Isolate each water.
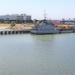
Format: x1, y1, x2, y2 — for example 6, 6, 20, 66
0, 33, 75, 75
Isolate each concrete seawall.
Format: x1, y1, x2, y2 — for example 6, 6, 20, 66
0, 29, 30, 35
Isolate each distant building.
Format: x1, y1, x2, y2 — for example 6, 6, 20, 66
0, 14, 31, 21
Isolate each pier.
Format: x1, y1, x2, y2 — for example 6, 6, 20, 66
0, 29, 30, 35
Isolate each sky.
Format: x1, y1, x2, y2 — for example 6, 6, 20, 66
0, 0, 75, 20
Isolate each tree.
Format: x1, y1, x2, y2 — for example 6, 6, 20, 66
0, 19, 5, 23
16, 18, 22, 23
10, 22, 15, 27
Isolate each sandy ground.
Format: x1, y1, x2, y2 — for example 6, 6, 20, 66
0, 24, 34, 30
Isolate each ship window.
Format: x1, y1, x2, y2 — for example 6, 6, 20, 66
45, 29, 47, 30
40, 29, 42, 30
33, 29, 38, 30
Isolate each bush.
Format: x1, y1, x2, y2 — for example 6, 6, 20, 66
10, 22, 15, 27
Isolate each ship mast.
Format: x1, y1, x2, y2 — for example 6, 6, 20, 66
44, 10, 46, 20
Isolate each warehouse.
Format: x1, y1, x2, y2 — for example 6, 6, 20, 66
0, 14, 31, 21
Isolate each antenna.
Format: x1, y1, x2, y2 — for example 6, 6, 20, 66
44, 10, 46, 20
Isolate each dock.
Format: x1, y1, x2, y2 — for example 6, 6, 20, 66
0, 28, 30, 35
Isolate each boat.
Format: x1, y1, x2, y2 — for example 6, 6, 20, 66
59, 29, 74, 33
30, 20, 59, 34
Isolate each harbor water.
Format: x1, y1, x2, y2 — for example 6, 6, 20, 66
0, 33, 75, 75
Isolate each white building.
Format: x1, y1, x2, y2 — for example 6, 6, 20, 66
0, 14, 31, 21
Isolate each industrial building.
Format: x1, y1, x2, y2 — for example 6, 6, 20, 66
0, 14, 31, 21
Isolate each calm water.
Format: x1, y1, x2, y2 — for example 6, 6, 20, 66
0, 33, 75, 75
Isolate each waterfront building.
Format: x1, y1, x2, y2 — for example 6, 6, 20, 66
0, 14, 31, 21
